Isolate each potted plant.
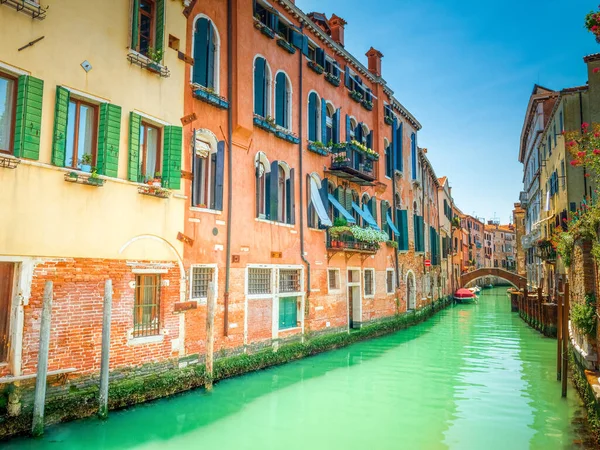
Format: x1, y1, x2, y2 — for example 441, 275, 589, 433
88, 168, 103, 186
146, 47, 164, 73
152, 172, 162, 187
80, 153, 93, 173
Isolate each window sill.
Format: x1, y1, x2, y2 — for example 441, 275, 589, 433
127, 51, 170, 78
128, 334, 164, 346
192, 84, 229, 109
364, 295, 375, 299
0, 154, 20, 169
279, 326, 301, 332
64, 171, 105, 187
255, 218, 294, 228
190, 206, 222, 215
138, 184, 171, 199
328, 289, 342, 295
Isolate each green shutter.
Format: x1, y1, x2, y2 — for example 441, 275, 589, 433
51, 86, 70, 167
97, 103, 122, 177
131, 0, 140, 49
397, 209, 409, 251
13, 75, 43, 160
155, 0, 165, 55
162, 125, 182, 189
128, 112, 141, 182
279, 297, 297, 329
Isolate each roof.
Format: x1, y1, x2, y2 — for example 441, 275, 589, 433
584, 52, 600, 63
518, 85, 558, 163
437, 176, 447, 186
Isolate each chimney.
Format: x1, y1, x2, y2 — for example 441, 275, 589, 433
366, 47, 383, 77
329, 14, 347, 47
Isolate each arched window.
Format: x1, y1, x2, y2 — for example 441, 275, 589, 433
384, 138, 392, 178
349, 117, 357, 141
192, 130, 224, 211
275, 72, 291, 130
254, 57, 271, 118
308, 92, 320, 142
361, 124, 369, 147
255, 152, 270, 218
325, 103, 335, 145
193, 17, 219, 91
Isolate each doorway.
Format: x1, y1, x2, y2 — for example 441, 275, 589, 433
0, 262, 15, 363
347, 269, 361, 329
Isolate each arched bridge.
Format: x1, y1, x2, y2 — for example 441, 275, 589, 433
460, 268, 526, 289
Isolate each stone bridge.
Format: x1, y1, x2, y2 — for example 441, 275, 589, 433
460, 268, 526, 289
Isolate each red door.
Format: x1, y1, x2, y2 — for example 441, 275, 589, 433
0, 263, 14, 363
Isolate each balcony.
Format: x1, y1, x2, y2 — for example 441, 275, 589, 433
326, 231, 379, 262
326, 143, 378, 186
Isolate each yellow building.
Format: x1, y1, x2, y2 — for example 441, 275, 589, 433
0, 1, 188, 380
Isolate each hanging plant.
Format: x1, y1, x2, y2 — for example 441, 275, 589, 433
571, 293, 597, 337
585, 7, 600, 43
556, 232, 574, 267
349, 226, 389, 244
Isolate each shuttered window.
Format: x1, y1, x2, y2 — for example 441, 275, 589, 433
396, 209, 409, 251
65, 99, 99, 170
131, 0, 164, 58
97, 103, 121, 178
162, 125, 182, 190
139, 122, 161, 182
275, 72, 290, 129
279, 297, 297, 330
133, 274, 161, 338
385, 144, 392, 177
193, 18, 216, 89
254, 57, 269, 117
192, 139, 224, 210
0, 263, 14, 363
13, 75, 43, 160
411, 132, 416, 179
0, 73, 17, 154
308, 92, 319, 142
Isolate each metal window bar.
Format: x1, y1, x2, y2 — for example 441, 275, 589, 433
387, 271, 394, 293
279, 269, 300, 293
328, 269, 339, 290
191, 267, 214, 299
364, 270, 373, 296
133, 275, 160, 338
248, 268, 272, 295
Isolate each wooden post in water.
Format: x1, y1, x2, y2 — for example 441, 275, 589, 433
562, 280, 569, 397
537, 285, 543, 330
205, 281, 216, 391
556, 276, 563, 381
523, 287, 528, 321
98, 279, 112, 419
31, 281, 53, 437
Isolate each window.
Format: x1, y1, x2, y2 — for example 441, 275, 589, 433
190, 266, 215, 300
192, 133, 224, 210
307, 92, 320, 142
137, 0, 155, 56
254, 1, 277, 30
411, 133, 417, 180
192, 17, 218, 91
0, 73, 16, 153
0, 262, 15, 362
559, 111, 564, 133
253, 57, 271, 118
279, 297, 297, 330
351, 189, 360, 224
553, 123, 557, 147
133, 274, 161, 338
324, 57, 340, 79
139, 122, 161, 182
65, 99, 98, 169
248, 268, 272, 295
325, 103, 334, 144
256, 157, 268, 218
275, 72, 291, 129
279, 269, 300, 293
384, 139, 392, 178
364, 269, 374, 297
547, 135, 552, 156
328, 268, 340, 292
276, 163, 292, 223
386, 269, 395, 294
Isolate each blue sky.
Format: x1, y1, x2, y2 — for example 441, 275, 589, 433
297, 0, 599, 224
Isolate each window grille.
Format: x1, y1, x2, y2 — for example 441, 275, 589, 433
328, 269, 340, 291
279, 269, 300, 293
386, 270, 394, 294
133, 274, 160, 338
248, 268, 272, 295
191, 266, 214, 299
364, 270, 374, 296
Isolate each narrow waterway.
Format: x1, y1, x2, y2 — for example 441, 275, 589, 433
8, 288, 593, 449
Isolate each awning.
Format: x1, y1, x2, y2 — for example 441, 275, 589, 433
328, 194, 356, 224
351, 202, 380, 230
386, 211, 400, 235
310, 178, 332, 227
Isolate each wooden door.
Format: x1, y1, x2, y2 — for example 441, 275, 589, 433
0, 263, 15, 362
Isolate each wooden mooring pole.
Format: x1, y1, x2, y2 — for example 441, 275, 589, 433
98, 279, 112, 419
205, 281, 216, 391
556, 276, 563, 381
537, 285, 543, 330
562, 280, 569, 397
31, 281, 53, 437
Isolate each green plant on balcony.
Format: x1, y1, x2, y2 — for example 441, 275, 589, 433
350, 226, 389, 244
384, 115, 394, 125
556, 232, 574, 267
350, 139, 378, 159
571, 293, 597, 337
536, 238, 556, 261
307, 60, 324, 74
349, 90, 363, 102
362, 99, 373, 110
585, 7, 600, 43
333, 154, 350, 164
386, 240, 398, 249
333, 217, 348, 227
324, 72, 341, 86
276, 35, 296, 54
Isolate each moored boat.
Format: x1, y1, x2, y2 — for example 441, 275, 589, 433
454, 288, 478, 304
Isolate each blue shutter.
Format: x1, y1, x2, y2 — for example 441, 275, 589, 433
396, 122, 403, 172
411, 133, 416, 180
333, 62, 340, 77
214, 141, 225, 211
316, 47, 325, 67
268, 161, 279, 220
287, 168, 295, 225
275, 73, 285, 127
397, 209, 409, 251
254, 58, 265, 116
193, 18, 209, 87
206, 20, 215, 89
344, 65, 351, 89
367, 130, 373, 150
308, 93, 317, 141
333, 108, 340, 144
356, 123, 363, 142
391, 117, 398, 174
368, 197, 377, 226
345, 114, 351, 142
291, 28, 308, 55
320, 178, 330, 222
270, 11, 279, 31
321, 98, 327, 143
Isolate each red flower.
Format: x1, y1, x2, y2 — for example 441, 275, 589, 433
583, 122, 590, 129
567, 140, 576, 147
578, 151, 586, 157
585, 173, 591, 177
594, 68, 600, 73
595, 132, 600, 137
594, 25, 599, 31
594, 149, 600, 155
571, 160, 580, 166
562, 218, 567, 222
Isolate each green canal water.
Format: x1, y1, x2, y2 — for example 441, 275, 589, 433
7, 287, 594, 449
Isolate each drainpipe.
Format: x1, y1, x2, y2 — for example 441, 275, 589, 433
298, 25, 311, 315
223, 0, 233, 336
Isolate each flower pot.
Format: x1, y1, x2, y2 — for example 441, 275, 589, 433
80, 164, 91, 173
147, 62, 162, 74
152, 181, 162, 187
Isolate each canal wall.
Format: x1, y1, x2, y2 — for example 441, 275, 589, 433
570, 349, 600, 444
0, 297, 452, 440
516, 291, 558, 338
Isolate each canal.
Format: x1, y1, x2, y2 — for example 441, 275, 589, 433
7, 287, 593, 449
